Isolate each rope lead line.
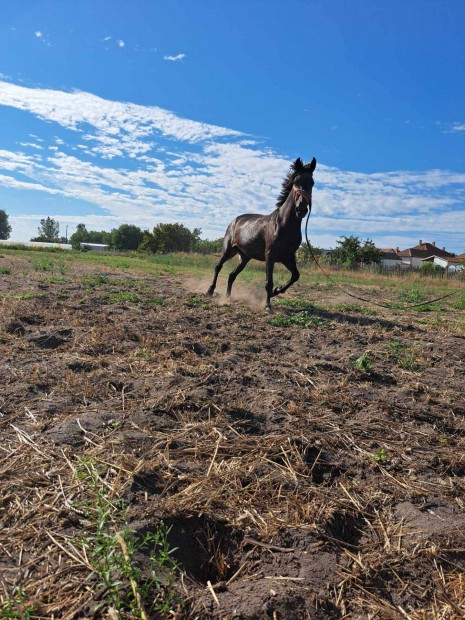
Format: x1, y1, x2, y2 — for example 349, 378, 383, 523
304, 210, 461, 310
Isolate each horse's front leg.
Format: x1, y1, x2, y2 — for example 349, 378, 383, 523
272, 255, 300, 297
265, 254, 275, 312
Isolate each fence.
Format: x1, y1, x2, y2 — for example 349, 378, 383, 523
300, 258, 465, 281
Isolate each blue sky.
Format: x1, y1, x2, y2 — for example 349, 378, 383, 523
0, 0, 464, 252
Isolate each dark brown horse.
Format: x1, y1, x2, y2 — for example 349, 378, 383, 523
207, 156, 316, 311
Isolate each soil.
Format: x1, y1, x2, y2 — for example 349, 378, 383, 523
1, 252, 464, 619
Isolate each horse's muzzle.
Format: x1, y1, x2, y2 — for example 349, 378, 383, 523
296, 197, 311, 218
294, 186, 312, 218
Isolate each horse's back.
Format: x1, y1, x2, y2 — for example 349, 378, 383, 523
226, 213, 271, 261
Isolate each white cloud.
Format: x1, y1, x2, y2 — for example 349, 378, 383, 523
34, 31, 50, 46
164, 53, 186, 62
103, 36, 112, 41
117, 39, 125, 48
451, 123, 465, 133
0, 81, 242, 152
0, 80, 464, 252
19, 141, 43, 150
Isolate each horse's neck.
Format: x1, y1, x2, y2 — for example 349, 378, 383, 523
277, 193, 297, 225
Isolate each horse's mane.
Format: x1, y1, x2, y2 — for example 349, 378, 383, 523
275, 157, 314, 207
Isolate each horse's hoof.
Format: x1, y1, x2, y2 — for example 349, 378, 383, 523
265, 305, 272, 313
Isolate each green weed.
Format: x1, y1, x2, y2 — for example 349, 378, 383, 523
0, 586, 34, 619
0, 267, 11, 274
136, 347, 158, 360
73, 457, 179, 618
353, 352, 373, 374
371, 448, 388, 463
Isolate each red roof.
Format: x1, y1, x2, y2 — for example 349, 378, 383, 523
448, 254, 465, 264
397, 242, 453, 258
380, 249, 402, 260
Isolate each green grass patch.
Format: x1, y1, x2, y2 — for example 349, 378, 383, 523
148, 296, 165, 306
276, 299, 318, 310
30, 257, 55, 271
102, 291, 141, 304
0, 247, 463, 318
0, 292, 37, 300
397, 288, 432, 304
81, 273, 110, 287
185, 294, 209, 308
385, 340, 420, 371
41, 276, 68, 285
0, 267, 11, 274
414, 303, 437, 312
269, 311, 329, 329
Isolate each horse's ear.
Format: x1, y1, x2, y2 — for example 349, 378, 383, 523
309, 157, 317, 172
291, 157, 304, 172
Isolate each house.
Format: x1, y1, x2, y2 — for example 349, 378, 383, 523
379, 248, 404, 268
422, 253, 465, 272
396, 240, 454, 268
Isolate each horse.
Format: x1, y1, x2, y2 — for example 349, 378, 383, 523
207, 156, 316, 311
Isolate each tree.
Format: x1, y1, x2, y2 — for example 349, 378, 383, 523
359, 238, 382, 265
297, 241, 323, 265
111, 224, 144, 251
31, 217, 60, 242
141, 223, 201, 253
332, 236, 381, 268
70, 224, 112, 250
193, 237, 224, 254
0, 209, 12, 240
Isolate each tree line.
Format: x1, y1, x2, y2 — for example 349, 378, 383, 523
25, 217, 224, 254
0, 209, 384, 267
70, 222, 224, 254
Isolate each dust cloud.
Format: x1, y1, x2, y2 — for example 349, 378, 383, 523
184, 276, 265, 310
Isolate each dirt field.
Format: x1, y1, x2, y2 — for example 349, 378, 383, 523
1, 251, 465, 619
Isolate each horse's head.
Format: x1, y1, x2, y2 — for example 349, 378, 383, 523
292, 157, 316, 218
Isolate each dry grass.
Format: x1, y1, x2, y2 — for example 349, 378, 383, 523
1, 250, 465, 618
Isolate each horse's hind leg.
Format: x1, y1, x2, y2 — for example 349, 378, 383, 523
207, 242, 237, 296
227, 251, 250, 297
